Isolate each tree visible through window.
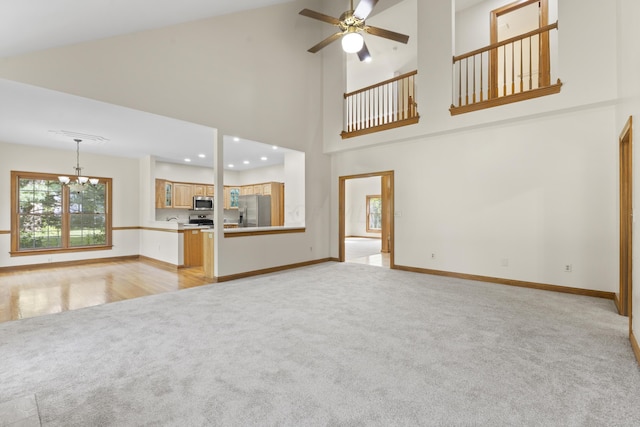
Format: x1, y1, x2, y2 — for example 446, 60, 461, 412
366, 195, 382, 233
12, 171, 111, 254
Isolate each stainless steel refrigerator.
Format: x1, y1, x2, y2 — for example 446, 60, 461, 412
238, 195, 271, 227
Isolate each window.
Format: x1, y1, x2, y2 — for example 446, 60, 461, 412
11, 171, 112, 255
366, 195, 382, 233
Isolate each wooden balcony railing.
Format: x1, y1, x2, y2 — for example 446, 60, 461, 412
341, 70, 419, 139
450, 22, 562, 115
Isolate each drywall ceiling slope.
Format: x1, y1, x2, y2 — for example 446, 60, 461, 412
0, 0, 294, 58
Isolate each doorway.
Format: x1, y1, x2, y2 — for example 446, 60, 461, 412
339, 171, 394, 268
490, 0, 550, 98
618, 116, 633, 322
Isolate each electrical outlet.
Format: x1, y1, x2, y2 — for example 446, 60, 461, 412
564, 264, 572, 272
431, 253, 436, 259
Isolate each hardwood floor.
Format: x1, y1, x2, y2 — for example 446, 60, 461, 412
345, 237, 390, 268
0, 260, 213, 324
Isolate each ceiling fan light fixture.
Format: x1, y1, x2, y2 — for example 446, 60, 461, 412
342, 32, 364, 53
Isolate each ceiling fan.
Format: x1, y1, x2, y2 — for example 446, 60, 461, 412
299, 0, 410, 62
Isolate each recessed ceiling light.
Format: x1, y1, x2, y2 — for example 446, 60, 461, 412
184, 158, 191, 162
233, 137, 240, 142
272, 146, 278, 150
261, 156, 268, 161
243, 160, 250, 164
228, 164, 234, 168
198, 154, 206, 158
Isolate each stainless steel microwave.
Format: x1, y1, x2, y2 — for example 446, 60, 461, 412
193, 196, 213, 211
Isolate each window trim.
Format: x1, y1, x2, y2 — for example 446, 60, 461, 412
10, 171, 113, 256
366, 194, 382, 233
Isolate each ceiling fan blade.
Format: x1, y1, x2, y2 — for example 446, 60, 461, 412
364, 25, 410, 44
357, 42, 372, 62
299, 9, 341, 26
307, 32, 343, 53
354, 0, 379, 20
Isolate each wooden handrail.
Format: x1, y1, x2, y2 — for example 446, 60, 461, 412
453, 22, 558, 62
344, 70, 418, 98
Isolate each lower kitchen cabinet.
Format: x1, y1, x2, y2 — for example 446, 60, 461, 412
203, 231, 214, 279
183, 229, 203, 267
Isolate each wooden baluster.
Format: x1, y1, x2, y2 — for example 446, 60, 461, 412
480, 54, 484, 102
352, 94, 355, 131
345, 95, 349, 133
458, 60, 462, 108
511, 42, 515, 95
502, 45, 507, 97
368, 90, 372, 128
347, 95, 350, 133
370, 88, 373, 127
529, 36, 532, 91
365, 91, 368, 129
356, 93, 359, 131
410, 75, 414, 117
376, 86, 380, 127
472, 56, 476, 104
465, 59, 469, 106
520, 39, 524, 93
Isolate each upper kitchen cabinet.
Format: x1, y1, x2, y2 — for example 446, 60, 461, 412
194, 185, 205, 196
224, 186, 240, 209
173, 183, 194, 209
155, 179, 173, 208
206, 185, 215, 197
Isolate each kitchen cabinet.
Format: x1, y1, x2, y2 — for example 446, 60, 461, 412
173, 183, 194, 209
206, 185, 215, 197
194, 185, 206, 196
155, 180, 173, 208
267, 182, 284, 226
253, 185, 264, 195
183, 229, 203, 267
203, 231, 214, 279
224, 186, 240, 209
241, 185, 253, 196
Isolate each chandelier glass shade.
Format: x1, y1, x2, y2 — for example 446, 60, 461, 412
341, 31, 364, 53
58, 139, 99, 190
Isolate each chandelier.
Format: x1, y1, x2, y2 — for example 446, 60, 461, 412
58, 139, 99, 191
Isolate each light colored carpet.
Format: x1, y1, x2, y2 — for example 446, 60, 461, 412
1, 262, 639, 426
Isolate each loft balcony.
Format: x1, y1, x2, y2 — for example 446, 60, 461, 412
341, 70, 419, 139
450, 22, 562, 115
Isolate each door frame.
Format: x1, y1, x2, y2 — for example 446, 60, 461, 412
339, 171, 394, 267
618, 116, 633, 324
489, 0, 550, 98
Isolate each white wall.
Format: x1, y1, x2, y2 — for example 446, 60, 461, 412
616, 0, 640, 344
345, 176, 382, 237
0, 0, 334, 275
323, 0, 617, 153
333, 105, 619, 292
228, 164, 285, 186
0, 0, 331, 276
284, 150, 306, 227
0, 141, 140, 267
155, 161, 215, 184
